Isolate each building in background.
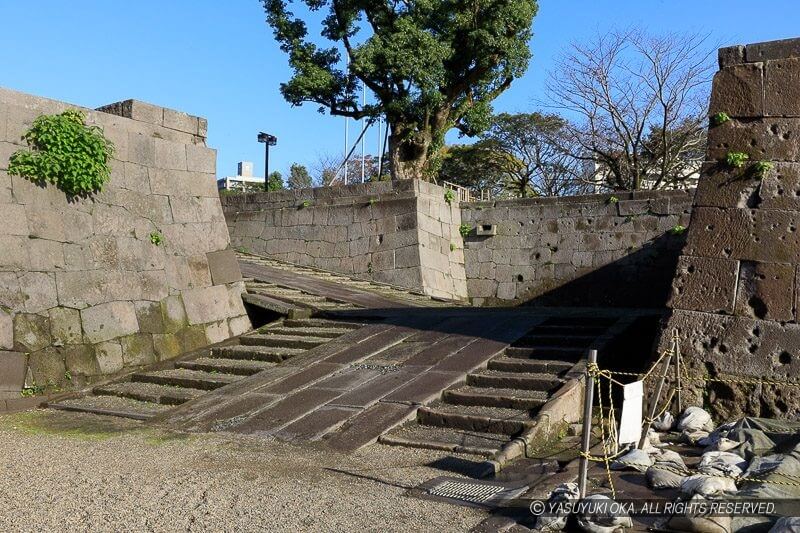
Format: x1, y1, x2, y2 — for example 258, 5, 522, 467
217, 161, 264, 191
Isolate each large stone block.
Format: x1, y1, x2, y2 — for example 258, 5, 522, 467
0, 351, 26, 393
734, 261, 795, 322
0, 309, 12, 350
97, 100, 164, 126
669, 256, 739, 314
709, 63, 764, 117
119, 333, 156, 366
134, 301, 165, 334
707, 118, 800, 162
95, 341, 124, 374
186, 144, 216, 174
27, 347, 66, 388
206, 249, 242, 285
28, 239, 65, 271
49, 307, 82, 345
154, 138, 187, 171
746, 38, 800, 63
718, 45, 745, 68
759, 162, 800, 210
163, 108, 199, 135
64, 344, 99, 378
182, 285, 231, 325
765, 57, 800, 117
13, 313, 50, 352
693, 163, 761, 209
18, 272, 57, 313
0, 203, 28, 236
81, 301, 139, 343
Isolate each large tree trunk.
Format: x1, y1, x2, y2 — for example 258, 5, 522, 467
388, 124, 431, 181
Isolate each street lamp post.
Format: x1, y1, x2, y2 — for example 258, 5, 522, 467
257, 132, 278, 190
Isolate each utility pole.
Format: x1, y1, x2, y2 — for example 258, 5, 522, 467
257, 132, 277, 189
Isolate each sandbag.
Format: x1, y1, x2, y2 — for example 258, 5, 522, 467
680, 475, 737, 497
653, 411, 675, 432
654, 495, 732, 533
610, 448, 652, 472
533, 482, 579, 532
739, 453, 800, 499
697, 451, 748, 478
646, 464, 686, 490
678, 407, 715, 433
682, 429, 711, 446
771, 517, 800, 532
575, 494, 632, 533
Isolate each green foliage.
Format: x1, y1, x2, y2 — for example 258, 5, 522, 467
263, 0, 538, 179
669, 224, 687, 235
711, 112, 730, 126
444, 188, 456, 205
8, 110, 114, 197
21, 382, 45, 397
149, 231, 164, 246
267, 171, 285, 191
438, 143, 507, 198
459, 223, 472, 238
368, 197, 377, 206
287, 163, 312, 189
726, 151, 750, 169
608, 195, 619, 204
299, 200, 312, 208
449, 242, 456, 252
752, 160, 774, 179
64, 370, 72, 382
367, 262, 374, 274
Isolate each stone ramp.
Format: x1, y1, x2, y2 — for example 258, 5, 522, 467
238, 252, 462, 309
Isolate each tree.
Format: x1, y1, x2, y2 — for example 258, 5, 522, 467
263, 0, 537, 180
546, 29, 714, 190
479, 112, 589, 197
267, 171, 285, 191
287, 163, 313, 189
438, 144, 507, 199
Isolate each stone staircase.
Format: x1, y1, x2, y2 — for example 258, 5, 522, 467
378, 317, 616, 457
243, 279, 358, 314
48, 318, 363, 420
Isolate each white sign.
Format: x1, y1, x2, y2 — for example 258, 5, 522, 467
618, 380, 644, 445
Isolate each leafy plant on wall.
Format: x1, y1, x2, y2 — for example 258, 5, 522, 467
8, 109, 114, 197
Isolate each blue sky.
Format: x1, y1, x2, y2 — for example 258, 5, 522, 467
1, 1, 799, 181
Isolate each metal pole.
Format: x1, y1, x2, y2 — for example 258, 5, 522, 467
674, 331, 682, 414
377, 117, 383, 181
578, 349, 598, 499
638, 350, 673, 449
264, 143, 270, 190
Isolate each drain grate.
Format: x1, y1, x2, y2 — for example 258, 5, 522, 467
428, 480, 507, 504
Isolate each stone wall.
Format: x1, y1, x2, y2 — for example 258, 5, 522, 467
222, 180, 467, 300
461, 190, 694, 307
657, 37, 800, 420
0, 87, 250, 393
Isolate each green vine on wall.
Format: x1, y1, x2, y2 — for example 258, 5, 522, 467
8, 109, 114, 197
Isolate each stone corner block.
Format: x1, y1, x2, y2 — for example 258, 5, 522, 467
0, 351, 26, 392
206, 249, 242, 285
745, 37, 800, 63
718, 45, 745, 68
97, 99, 164, 126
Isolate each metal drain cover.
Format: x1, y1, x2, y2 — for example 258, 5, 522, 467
412, 476, 529, 509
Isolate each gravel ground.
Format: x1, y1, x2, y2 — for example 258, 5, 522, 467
0, 410, 487, 532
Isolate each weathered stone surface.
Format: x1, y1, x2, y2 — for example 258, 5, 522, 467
205, 320, 230, 344
734, 261, 795, 322
746, 37, 800, 63
0, 351, 26, 392
228, 315, 251, 337
718, 45, 745, 68
709, 63, 764, 117
0, 309, 12, 350
759, 163, 800, 210
693, 162, 761, 209
707, 118, 800, 162
64, 344, 99, 378
764, 57, 800, 117
182, 285, 230, 325
163, 108, 198, 134
119, 333, 156, 366
134, 301, 164, 334
26, 347, 65, 387
49, 307, 82, 345
14, 313, 50, 352
153, 334, 182, 361
81, 301, 139, 344
95, 341, 124, 374
206, 249, 242, 285
669, 256, 739, 314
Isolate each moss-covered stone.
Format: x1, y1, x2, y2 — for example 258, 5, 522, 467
27, 347, 66, 389
135, 301, 165, 334
119, 333, 156, 367
153, 333, 182, 361
64, 344, 99, 382
14, 313, 51, 352
49, 307, 82, 345
177, 325, 207, 353
160, 295, 187, 334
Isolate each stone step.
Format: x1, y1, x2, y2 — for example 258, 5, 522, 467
239, 334, 329, 350
283, 318, 363, 330
540, 317, 617, 328
250, 289, 329, 303
93, 381, 205, 406
241, 293, 312, 318
443, 386, 549, 410
48, 395, 170, 420
211, 345, 306, 363
379, 424, 508, 457
505, 346, 584, 360
528, 325, 608, 336
487, 357, 574, 374
466, 370, 564, 391
417, 402, 534, 435
310, 301, 357, 310
258, 326, 344, 339
175, 357, 276, 376
131, 368, 242, 391
514, 335, 596, 348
